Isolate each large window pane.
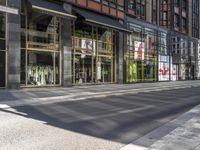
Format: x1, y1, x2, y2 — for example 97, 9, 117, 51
27, 11, 60, 51
20, 50, 26, 85
72, 22, 116, 84
0, 39, 5, 50
27, 51, 54, 86
126, 27, 157, 83
0, 51, 5, 87
20, 6, 61, 87
0, 0, 6, 6
0, 13, 6, 39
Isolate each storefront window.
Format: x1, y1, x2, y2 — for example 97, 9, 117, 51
144, 29, 157, 81
73, 23, 93, 84
158, 55, 170, 81
97, 28, 113, 83
126, 27, 157, 83
0, 14, 6, 39
21, 9, 61, 86
179, 64, 186, 80
171, 35, 193, 81
171, 63, 178, 81
159, 32, 167, 55
72, 22, 116, 84
0, 10, 6, 87
27, 51, 54, 85
158, 32, 170, 81
0, 0, 6, 5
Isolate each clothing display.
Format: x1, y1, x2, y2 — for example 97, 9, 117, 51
126, 62, 137, 83
28, 65, 57, 85
75, 65, 92, 84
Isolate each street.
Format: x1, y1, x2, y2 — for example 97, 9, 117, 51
0, 82, 200, 150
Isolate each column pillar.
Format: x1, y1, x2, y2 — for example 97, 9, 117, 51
61, 17, 72, 87
7, 0, 21, 89
116, 31, 125, 84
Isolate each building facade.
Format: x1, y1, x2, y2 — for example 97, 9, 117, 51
0, 0, 199, 88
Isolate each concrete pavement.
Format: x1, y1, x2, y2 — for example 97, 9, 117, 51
0, 81, 200, 150
120, 104, 200, 150
1, 80, 200, 108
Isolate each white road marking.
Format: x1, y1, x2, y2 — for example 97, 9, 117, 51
0, 104, 10, 109
120, 143, 157, 150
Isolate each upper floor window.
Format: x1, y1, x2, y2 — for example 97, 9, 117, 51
136, 3, 141, 16
174, 14, 180, 27
105, 0, 125, 8
128, 0, 145, 19
136, 3, 145, 17
182, 17, 187, 30
193, 0, 197, 5
128, 0, 135, 9
141, 4, 145, 16
174, 0, 179, 6
152, 9, 157, 24
118, 0, 124, 6
162, 12, 168, 26
182, 0, 186, 11
163, 0, 168, 4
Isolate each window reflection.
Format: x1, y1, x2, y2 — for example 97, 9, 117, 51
20, 9, 61, 86
72, 22, 116, 84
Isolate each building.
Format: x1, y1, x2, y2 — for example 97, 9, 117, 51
159, 0, 199, 80
0, 0, 199, 89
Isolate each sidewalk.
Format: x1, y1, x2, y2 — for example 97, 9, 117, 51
120, 104, 200, 150
0, 80, 200, 108
0, 80, 200, 150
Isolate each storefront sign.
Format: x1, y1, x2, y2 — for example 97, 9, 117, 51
158, 55, 170, 81
171, 64, 178, 81
81, 39, 96, 51
134, 41, 144, 61
0, 5, 18, 15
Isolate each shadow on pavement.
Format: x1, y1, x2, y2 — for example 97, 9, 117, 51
1, 86, 200, 145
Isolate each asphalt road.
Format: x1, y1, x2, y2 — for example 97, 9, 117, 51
1, 86, 200, 150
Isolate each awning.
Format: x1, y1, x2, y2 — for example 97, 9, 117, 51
29, 0, 76, 18
73, 8, 132, 33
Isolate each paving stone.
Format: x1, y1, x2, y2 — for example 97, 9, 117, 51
194, 144, 200, 150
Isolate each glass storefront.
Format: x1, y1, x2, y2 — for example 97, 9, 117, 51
171, 63, 178, 81
126, 27, 157, 83
158, 55, 170, 81
20, 7, 61, 87
179, 64, 186, 80
72, 22, 116, 85
171, 36, 197, 80
0, 0, 6, 87
158, 32, 170, 81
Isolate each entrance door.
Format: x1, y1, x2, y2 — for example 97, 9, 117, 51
75, 55, 93, 84
0, 51, 5, 87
